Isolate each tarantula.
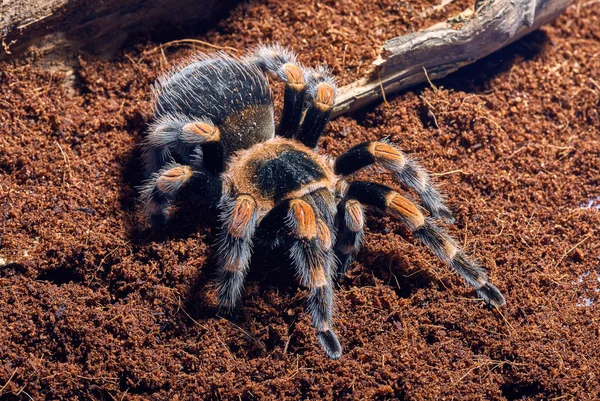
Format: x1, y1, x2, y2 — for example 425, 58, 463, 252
140, 44, 505, 359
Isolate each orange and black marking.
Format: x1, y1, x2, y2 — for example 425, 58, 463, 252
283, 64, 306, 91
314, 83, 335, 111
225, 138, 335, 208
343, 180, 505, 306
335, 141, 403, 176
229, 195, 257, 238
334, 141, 455, 223
385, 191, 425, 229
369, 142, 405, 166
344, 199, 364, 233
344, 181, 424, 229
335, 142, 376, 176
279, 64, 308, 139
183, 122, 221, 142
289, 199, 317, 239
296, 82, 336, 148
335, 198, 365, 269
315, 219, 332, 249
156, 165, 193, 195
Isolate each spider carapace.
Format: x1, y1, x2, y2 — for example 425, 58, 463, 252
140, 45, 505, 359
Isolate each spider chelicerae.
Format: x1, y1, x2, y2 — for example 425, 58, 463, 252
139, 44, 505, 359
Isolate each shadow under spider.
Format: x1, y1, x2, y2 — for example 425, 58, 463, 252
338, 207, 458, 301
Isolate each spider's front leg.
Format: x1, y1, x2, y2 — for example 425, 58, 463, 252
249, 44, 308, 139
286, 199, 342, 359
139, 162, 222, 229
215, 194, 260, 310
142, 113, 224, 175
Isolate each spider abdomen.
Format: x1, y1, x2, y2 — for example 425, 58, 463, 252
154, 55, 275, 157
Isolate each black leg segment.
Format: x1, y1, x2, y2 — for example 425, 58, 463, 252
296, 69, 336, 148
335, 140, 454, 222
248, 44, 309, 139
334, 142, 376, 176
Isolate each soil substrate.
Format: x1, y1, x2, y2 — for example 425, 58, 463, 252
1, 0, 599, 399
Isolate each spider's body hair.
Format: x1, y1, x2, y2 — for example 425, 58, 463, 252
139, 44, 505, 360
154, 53, 273, 130
145, 54, 275, 175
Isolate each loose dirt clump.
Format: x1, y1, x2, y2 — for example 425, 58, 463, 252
1, 0, 599, 400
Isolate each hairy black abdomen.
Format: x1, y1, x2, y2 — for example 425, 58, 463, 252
155, 56, 275, 154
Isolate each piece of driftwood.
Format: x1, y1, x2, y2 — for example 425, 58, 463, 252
332, 0, 572, 116
0, 0, 238, 61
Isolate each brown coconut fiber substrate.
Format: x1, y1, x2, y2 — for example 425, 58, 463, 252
1, 0, 599, 400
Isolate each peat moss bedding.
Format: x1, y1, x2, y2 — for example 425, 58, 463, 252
1, 0, 599, 399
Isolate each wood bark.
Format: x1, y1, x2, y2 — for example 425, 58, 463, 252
0, 0, 237, 60
332, 0, 572, 117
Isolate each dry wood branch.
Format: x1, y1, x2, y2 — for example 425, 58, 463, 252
333, 0, 572, 117
0, 0, 238, 60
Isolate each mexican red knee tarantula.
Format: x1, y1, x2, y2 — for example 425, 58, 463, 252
140, 44, 505, 359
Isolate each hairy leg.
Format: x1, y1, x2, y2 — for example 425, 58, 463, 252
296, 67, 336, 148
248, 44, 308, 139
286, 198, 342, 359
334, 140, 454, 222
248, 44, 337, 148
340, 180, 505, 306
142, 113, 223, 175
215, 194, 260, 310
334, 198, 365, 274
139, 162, 222, 229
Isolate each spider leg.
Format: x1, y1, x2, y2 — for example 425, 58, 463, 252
139, 162, 222, 229
341, 180, 505, 307
335, 198, 365, 274
286, 198, 341, 359
334, 140, 454, 223
296, 67, 336, 148
215, 194, 260, 310
249, 44, 308, 139
248, 45, 336, 148
142, 113, 224, 176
